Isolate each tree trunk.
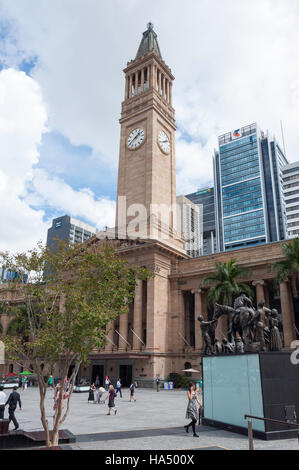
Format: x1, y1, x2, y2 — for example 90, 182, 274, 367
37, 375, 50, 448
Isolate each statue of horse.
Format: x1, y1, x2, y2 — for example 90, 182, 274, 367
213, 303, 255, 345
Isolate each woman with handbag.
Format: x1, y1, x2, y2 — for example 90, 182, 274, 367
184, 382, 202, 437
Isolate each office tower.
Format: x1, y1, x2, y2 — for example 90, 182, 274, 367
176, 196, 203, 257
0, 268, 28, 284
282, 162, 299, 238
185, 188, 216, 255
214, 123, 288, 252
46, 215, 97, 249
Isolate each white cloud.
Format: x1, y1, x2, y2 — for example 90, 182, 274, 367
0, 68, 115, 252
0, 68, 48, 251
28, 169, 116, 230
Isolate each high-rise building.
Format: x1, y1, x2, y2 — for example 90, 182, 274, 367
282, 162, 299, 238
46, 215, 97, 249
0, 268, 27, 284
214, 123, 288, 252
176, 196, 203, 257
185, 188, 216, 255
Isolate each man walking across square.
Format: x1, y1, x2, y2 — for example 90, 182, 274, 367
0, 386, 6, 419
5, 386, 22, 430
115, 378, 122, 398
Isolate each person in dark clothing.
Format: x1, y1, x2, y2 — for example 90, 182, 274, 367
5, 386, 22, 430
0, 386, 6, 419
156, 377, 160, 392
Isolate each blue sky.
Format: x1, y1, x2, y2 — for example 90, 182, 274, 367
0, 0, 299, 251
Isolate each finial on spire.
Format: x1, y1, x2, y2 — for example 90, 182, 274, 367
136, 23, 162, 59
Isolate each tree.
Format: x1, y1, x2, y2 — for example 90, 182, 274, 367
0, 240, 151, 447
271, 238, 299, 299
201, 259, 252, 308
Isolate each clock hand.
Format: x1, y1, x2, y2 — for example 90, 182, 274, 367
131, 131, 142, 144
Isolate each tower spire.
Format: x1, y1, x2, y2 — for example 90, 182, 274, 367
136, 22, 162, 59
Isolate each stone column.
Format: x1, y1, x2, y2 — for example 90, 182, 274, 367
118, 310, 129, 351
128, 74, 132, 98
153, 65, 157, 90
124, 76, 128, 100
166, 80, 169, 102
147, 65, 151, 88
105, 320, 115, 351
252, 280, 265, 305
132, 279, 143, 351
0, 313, 15, 336
280, 281, 296, 347
134, 71, 138, 96
141, 68, 144, 93
192, 289, 205, 351
162, 75, 166, 99
178, 290, 186, 350
158, 70, 162, 95
185, 293, 190, 345
169, 82, 173, 105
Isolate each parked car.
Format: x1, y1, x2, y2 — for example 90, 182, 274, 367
0, 376, 20, 389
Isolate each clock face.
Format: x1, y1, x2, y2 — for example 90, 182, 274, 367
158, 130, 170, 154
127, 128, 145, 149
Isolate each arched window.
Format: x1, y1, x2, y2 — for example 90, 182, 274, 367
9, 364, 14, 373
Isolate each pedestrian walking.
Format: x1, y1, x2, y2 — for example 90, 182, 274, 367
48, 375, 54, 389
0, 386, 6, 419
129, 382, 136, 402
21, 377, 27, 391
115, 378, 122, 398
105, 376, 110, 391
184, 382, 201, 438
88, 383, 96, 403
156, 376, 160, 392
105, 385, 117, 415
5, 386, 22, 431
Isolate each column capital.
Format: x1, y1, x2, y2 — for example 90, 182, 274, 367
252, 280, 265, 287
191, 288, 202, 295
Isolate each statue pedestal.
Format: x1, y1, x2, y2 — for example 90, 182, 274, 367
202, 352, 299, 440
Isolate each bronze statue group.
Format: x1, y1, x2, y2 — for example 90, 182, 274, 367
198, 293, 283, 356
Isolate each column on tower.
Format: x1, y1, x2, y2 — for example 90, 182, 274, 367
124, 76, 128, 100
128, 74, 132, 98
152, 64, 156, 90
134, 71, 138, 96
166, 79, 169, 102
147, 64, 153, 88
169, 81, 172, 105
162, 75, 166, 100
141, 68, 144, 92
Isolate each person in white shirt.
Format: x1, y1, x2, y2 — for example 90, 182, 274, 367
115, 378, 122, 398
0, 386, 6, 419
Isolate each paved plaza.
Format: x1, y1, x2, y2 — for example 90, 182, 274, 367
2, 387, 299, 450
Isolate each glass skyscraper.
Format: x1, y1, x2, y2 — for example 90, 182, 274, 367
214, 123, 288, 252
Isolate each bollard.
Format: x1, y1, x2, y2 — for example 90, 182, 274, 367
248, 420, 254, 450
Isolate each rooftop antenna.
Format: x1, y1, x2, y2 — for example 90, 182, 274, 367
280, 120, 287, 157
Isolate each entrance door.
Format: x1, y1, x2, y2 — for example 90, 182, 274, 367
119, 365, 132, 387
91, 365, 104, 386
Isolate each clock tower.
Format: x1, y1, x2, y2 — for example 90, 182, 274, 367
116, 23, 184, 251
